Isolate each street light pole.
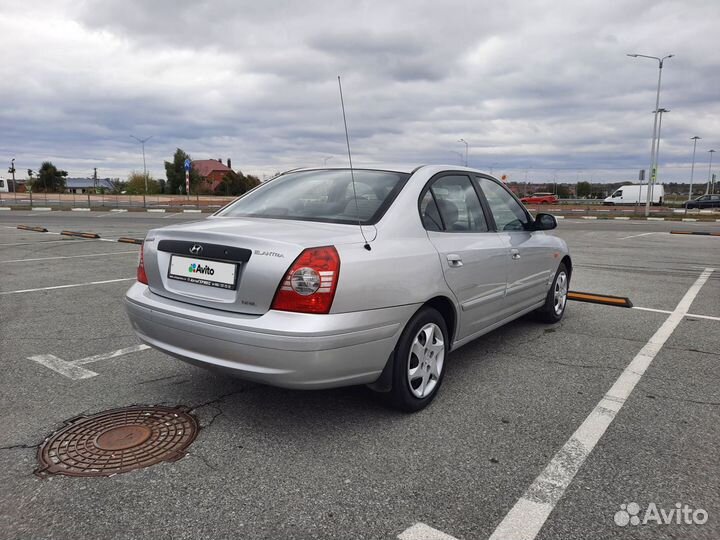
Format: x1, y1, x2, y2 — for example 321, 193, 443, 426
651, 108, 669, 205
130, 135, 153, 192
458, 138, 468, 166
687, 136, 701, 207
627, 53, 673, 216
706, 149, 716, 195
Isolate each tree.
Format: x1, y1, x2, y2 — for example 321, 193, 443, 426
576, 181, 591, 198
164, 148, 201, 194
556, 184, 571, 198
31, 161, 68, 192
126, 171, 160, 194
216, 170, 261, 196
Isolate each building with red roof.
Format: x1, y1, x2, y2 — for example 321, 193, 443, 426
192, 159, 233, 192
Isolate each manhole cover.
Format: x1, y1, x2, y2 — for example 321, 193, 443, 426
36, 405, 198, 477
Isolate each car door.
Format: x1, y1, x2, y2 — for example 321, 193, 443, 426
476, 176, 556, 312
420, 174, 510, 340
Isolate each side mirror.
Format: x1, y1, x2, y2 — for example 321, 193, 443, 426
534, 213, 557, 230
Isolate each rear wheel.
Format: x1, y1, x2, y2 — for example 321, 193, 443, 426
534, 263, 569, 323
389, 307, 448, 412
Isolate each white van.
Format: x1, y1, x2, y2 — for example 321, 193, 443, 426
604, 184, 664, 205
0, 177, 8, 193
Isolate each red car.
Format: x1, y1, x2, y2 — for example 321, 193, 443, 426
520, 192, 558, 205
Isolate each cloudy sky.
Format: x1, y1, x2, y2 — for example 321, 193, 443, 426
1, 0, 719, 184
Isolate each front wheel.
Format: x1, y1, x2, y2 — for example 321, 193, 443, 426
534, 263, 569, 323
389, 307, 448, 412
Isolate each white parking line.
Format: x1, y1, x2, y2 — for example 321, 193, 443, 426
0, 277, 135, 295
28, 344, 150, 380
685, 313, 720, 322
632, 306, 719, 321
488, 267, 715, 540
618, 232, 660, 240
0, 238, 90, 247
0, 250, 136, 264
398, 523, 458, 540
632, 306, 672, 315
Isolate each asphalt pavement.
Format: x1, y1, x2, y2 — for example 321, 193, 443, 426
0, 211, 718, 539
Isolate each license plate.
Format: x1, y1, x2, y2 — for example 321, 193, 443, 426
168, 255, 238, 290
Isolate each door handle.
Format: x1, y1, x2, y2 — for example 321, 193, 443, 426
510, 249, 521, 260
447, 254, 463, 267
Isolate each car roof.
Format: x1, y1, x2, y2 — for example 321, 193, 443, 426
287, 164, 496, 176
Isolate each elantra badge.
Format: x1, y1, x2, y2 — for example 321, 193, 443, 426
189, 244, 203, 255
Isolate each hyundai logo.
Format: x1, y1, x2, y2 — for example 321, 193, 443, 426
189, 244, 203, 255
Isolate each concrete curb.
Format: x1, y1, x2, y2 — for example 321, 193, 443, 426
71, 208, 91, 212
61, 230, 101, 239
671, 230, 720, 236
17, 225, 48, 232
31, 207, 52, 211
110, 209, 128, 213
614, 217, 631, 220
682, 218, 698, 222
647, 217, 665, 221
0, 207, 11, 211
146, 209, 165, 213
183, 209, 202, 213
117, 237, 144, 245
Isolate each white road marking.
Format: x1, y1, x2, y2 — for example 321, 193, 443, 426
631, 306, 719, 321
632, 306, 672, 314
1, 277, 135, 295
28, 344, 150, 380
686, 313, 720, 322
398, 523, 459, 540
488, 268, 715, 540
0, 250, 136, 264
0, 238, 85, 246
618, 232, 660, 240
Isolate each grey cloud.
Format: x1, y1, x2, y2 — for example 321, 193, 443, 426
1, 0, 719, 181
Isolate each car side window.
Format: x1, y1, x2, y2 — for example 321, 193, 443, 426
420, 191, 443, 231
477, 177, 529, 232
422, 175, 488, 232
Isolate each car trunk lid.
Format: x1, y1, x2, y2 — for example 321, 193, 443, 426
141, 217, 373, 315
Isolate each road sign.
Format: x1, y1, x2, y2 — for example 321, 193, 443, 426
184, 159, 191, 172
638, 169, 645, 181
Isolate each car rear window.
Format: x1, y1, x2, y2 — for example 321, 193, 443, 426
217, 169, 409, 225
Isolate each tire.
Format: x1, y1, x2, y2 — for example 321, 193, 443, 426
389, 307, 449, 412
534, 263, 569, 323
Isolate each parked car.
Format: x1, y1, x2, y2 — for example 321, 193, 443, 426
125, 166, 571, 411
520, 192, 558, 205
603, 184, 664, 205
685, 194, 720, 209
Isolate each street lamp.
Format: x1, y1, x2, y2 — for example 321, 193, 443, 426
706, 149, 716, 195
627, 53, 673, 215
130, 134, 153, 193
323, 156, 333, 166
458, 138, 468, 166
651, 108, 669, 204
687, 136, 701, 206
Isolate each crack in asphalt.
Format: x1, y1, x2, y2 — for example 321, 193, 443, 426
187, 451, 219, 472
0, 441, 41, 452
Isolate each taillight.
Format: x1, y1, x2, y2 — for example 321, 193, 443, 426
137, 244, 148, 285
271, 246, 340, 314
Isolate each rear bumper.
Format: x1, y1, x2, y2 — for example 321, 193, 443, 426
124, 283, 418, 389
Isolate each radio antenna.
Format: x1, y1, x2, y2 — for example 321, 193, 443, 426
338, 75, 371, 251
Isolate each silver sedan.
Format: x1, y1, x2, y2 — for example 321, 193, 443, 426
125, 165, 571, 411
